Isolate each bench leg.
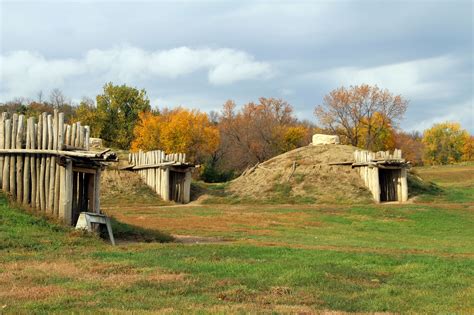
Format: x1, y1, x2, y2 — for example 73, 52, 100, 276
105, 218, 115, 246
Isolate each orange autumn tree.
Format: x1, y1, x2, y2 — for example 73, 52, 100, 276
131, 107, 219, 163
394, 131, 424, 165
218, 98, 311, 171
315, 84, 408, 150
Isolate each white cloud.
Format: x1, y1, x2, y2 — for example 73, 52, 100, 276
0, 46, 273, 100
301, 55, 464, 100
404, 98, 474, 132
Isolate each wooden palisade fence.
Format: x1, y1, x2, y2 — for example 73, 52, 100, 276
127, 150, 194, 203
353, 149, 409, 203
0, 111, 115, 225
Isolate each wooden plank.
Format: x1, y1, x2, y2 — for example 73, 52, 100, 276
71, 123, 77, 148
84, 126, 90, 151
132, 161, 180, 170
327, 161, 353, 165
58, 113, 64, 150
162, 167, 170, 201
78, 172, 85, 214
183, 171, 192, 203
72, 171, 78, 224
94, 168, 101, 213
65, 124, 71, 146
79, 125, 84, 148
87, 173, 95, 212
72, 166, 97, 174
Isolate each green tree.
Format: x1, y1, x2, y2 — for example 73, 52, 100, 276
72, 97, 104, 137
96, 82, 151, 149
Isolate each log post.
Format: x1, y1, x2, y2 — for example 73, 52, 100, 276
400, 168, 408, 202
10, 114, 18, 197
0, 113, 6, 188
39, 113, 47, 211
2, 119, 11, 192
29, 118, 37, 209
23, 118, 32, 206
183, 170, 192, 203
45, 115, 52, 211
16, 115, 25, 204
59, 158, 73, 225
162, 167, 170, 201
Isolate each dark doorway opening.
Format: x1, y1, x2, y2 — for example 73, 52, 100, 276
379, 169, 400, 202
169, 171, 186, 203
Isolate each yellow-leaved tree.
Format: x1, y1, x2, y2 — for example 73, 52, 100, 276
422, 122, 470, 165
357, 112, 396, 152
131, 107, 219, 163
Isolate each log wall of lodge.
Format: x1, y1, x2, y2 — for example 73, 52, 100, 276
128, 150, 193, 204
353, 149, 409, 203
0, 111, 108, 225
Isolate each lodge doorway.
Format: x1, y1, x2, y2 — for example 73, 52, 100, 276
169, 170, 186, 203
379, 169, 401, 202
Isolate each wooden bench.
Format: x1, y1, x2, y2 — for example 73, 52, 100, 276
75, 212, 115, 245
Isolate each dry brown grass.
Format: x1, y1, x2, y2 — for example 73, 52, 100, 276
0, 258, 187, 302
104, 203, 314, 237
415, 165, 474, 185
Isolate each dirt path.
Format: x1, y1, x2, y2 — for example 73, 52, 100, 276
173, 234, 231, 244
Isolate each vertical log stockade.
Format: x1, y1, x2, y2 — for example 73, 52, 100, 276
0, 111, 116, 225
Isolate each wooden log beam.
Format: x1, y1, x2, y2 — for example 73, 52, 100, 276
0, 148, 113, 159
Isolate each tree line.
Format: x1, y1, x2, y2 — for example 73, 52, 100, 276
2, 83, 472, 182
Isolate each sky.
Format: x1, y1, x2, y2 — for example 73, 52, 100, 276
0, 0, 472, 132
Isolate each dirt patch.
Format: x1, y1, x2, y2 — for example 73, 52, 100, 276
173, 234, 230, 244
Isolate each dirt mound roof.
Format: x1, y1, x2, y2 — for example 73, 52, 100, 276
228, 144, 373, 204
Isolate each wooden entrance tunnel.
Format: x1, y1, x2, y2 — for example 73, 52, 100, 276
0, 111, 116, 225
126, 150, 194, 203
353, 149, 409, 203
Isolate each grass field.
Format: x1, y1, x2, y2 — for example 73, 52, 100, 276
1, 165, 473, 313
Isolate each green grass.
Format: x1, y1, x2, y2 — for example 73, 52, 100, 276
1, 164, 473, 313
411, 165, 474, 203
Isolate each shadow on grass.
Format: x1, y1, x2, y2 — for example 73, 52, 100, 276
408, 172, 443, 200
106, 217, 174, 243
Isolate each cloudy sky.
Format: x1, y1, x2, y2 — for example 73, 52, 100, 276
0, 0, 472, 132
